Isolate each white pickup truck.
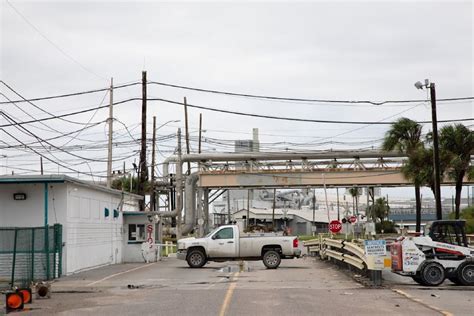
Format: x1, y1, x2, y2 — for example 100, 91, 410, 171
177, 225, 301, 269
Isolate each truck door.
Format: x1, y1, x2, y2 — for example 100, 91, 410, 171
208, 227, 237, 258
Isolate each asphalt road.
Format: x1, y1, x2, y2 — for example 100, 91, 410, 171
2, 257, 472, 315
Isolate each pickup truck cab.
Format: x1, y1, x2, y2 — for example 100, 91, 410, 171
177, 225, 301, 269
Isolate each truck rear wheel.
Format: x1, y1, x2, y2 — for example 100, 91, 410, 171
186, 249, 207, 268
263, 250, 281, 269
420, 261, 445, 286
457, 262, 474, 286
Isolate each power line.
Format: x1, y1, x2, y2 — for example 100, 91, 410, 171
148, 97, 474, 125
5, 0, 106, 81
149, 81, 474, 106
0, 126, 104, 178
0, 111, 113, 163
0, 82, 140, 105
0, 97, 139, 128
0, 81, 107, 126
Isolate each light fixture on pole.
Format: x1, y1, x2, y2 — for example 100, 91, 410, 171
414, 79, 442, 220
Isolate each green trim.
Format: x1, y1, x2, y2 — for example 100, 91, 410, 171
31, 229, 35, 281
11, 229, 18, 286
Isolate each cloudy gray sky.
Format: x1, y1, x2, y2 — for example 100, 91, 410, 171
0, 0, 473, 198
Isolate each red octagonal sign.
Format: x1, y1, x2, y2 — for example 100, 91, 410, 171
328, 220, 342, 233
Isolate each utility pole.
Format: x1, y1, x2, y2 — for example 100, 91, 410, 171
336, 187, 340, 221
138, 71, 147, 211
176, 128, 183, 240
227, 190, 231, 224
198, 113, 202, 154
312, 188, 316, 236
272, 188, 276, 231
150, 116, 156, 212
106, 78, 114, 188
247, 189, 250, 230
429, 83, 443, 220
40, 156, 43, 175
184, 97, 191, 175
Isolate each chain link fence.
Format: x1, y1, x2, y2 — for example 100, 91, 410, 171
0, 224, 62, 290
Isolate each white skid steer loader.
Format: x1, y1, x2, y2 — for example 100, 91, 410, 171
391, 220, 474, 286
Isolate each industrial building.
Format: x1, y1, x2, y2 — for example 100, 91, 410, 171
0, 175, 143, 278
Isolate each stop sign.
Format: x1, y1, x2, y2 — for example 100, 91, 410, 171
349, 216, 357, 224
328, 220, 342, 233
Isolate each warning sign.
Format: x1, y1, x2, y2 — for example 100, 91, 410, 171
364, 240, 386, 256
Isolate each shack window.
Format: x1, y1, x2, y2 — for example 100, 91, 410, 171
129, 224, 145, 241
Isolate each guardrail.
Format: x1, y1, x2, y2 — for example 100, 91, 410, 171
303, 236, 384, 285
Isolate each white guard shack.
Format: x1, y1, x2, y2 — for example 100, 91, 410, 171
0, 175, 143, 275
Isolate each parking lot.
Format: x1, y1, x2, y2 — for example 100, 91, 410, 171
3, 256, 473, 315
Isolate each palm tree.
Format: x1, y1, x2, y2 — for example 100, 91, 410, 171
439, 124, 474, 218
348, 187, 360, 215
382, 118, 423, 232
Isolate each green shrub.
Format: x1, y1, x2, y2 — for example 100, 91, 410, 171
375, 221, 397, 234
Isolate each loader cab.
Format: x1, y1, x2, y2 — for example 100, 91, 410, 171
426, 220, 468, 247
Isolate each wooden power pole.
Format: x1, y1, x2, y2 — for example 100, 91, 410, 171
138, 71, 148, 211
106, 78, 114, 188
198, 113, 202, 154
183, 97, 191, 174
150, 116, 156, 212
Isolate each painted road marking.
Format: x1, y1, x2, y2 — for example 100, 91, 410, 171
219, 272, 240, 316
206, 276, 230, 290
392, 289, 453, 316
87, 263, 156, 286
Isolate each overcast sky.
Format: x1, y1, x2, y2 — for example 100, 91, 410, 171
0, 0, 472, 198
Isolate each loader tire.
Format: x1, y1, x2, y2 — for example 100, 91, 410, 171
456, 261, 474, 286
411, 275, 427, 286
420, 261, 445, 286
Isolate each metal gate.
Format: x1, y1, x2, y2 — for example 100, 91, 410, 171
0, 224, 62, 290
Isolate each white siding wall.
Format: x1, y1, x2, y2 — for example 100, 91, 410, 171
0, 183, 68, 227
65, 183, 124, 274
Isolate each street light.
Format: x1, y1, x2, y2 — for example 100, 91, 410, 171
414, 79, 442, 220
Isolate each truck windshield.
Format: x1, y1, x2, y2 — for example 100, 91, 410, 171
204, 227, 219, 238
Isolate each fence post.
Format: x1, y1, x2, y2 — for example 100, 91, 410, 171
45, 226, 50, 280
31, 228, 35, 281
11, 228, 18, 287
369, 270, 382, 286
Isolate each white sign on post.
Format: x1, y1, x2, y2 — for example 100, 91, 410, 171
364, 240, 389, 270
364, 240, 386, 256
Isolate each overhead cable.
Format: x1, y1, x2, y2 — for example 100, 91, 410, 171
149, 81, 474, 106
148, 98, 474, 125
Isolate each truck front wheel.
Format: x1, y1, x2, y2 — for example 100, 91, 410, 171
263, 250, 281, 269
187, 249, 207, 268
